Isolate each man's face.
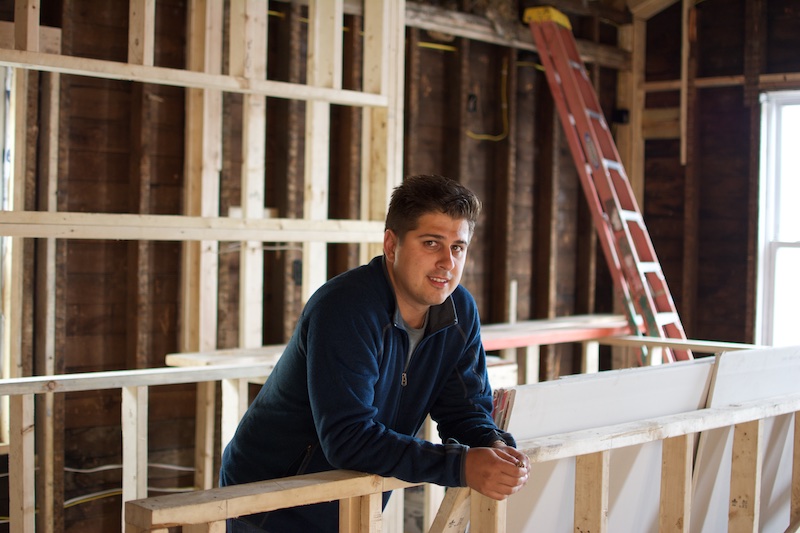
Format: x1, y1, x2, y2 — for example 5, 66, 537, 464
384, 211, 471, 328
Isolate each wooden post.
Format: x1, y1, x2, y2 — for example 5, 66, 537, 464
729, 420, 763, 533
574, 451, 609, 533
470, 491, 505, 533
302, 0, 343, 300
792, 411, 800, 529
659, 433, 693, 532
229, 0, 267, 349
183, 0, 223, 490
122, 386, 149, 529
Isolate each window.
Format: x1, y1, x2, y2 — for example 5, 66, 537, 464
757, 91, 800, 346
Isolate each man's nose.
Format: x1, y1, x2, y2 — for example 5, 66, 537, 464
437, 249, 455, 270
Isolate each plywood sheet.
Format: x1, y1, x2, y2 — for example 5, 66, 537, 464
502, 357, 715, 533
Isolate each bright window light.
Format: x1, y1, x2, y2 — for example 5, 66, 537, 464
758, 92, 800, 346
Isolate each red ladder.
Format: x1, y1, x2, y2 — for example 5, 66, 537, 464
524, 7, 692, 363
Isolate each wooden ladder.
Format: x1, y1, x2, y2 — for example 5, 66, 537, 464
524, 7, 692, 363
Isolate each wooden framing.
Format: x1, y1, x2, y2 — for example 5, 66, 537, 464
0, 3, 404, 531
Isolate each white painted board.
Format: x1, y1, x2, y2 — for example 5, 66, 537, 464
502, 357, 716, 533
691, 345, 800, 533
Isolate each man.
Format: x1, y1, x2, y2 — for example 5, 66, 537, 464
220, 174, 529, 532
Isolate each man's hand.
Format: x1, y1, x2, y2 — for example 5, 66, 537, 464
464, 443, 530, 500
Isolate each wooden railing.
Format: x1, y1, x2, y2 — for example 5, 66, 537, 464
122, 387, 800, 532
121, 338, 800, 533
0, 364, 274, 533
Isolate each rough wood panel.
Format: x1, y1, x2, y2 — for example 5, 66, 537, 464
329, 13, 363, 276
645, 3, 681, 82
694, 87, 751, 343
402, 36, 459, 176
644, 138, 685, 314
264, 3, 306, 341
511, 53, 537, 323
766, 0, 800, 74
695, 1, 745, 78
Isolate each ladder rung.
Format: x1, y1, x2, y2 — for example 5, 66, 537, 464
655, 312, 679, 327
619, 209, 643, 223
638, 261, 661, 274
587, 109, 604, 122
603, 158, 623, 172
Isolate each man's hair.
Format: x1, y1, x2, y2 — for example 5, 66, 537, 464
385, 174, 482, 240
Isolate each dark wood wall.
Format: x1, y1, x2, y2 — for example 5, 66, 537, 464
1, 0, 799, 531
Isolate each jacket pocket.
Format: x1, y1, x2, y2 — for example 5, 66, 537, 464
285, 442, 317, 477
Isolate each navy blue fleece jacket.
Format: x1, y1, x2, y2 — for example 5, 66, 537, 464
219, 255, 514, 531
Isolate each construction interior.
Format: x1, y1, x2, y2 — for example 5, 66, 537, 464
0, 0, 799, 532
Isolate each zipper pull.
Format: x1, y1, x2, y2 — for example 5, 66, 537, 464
401, 372, 408, 386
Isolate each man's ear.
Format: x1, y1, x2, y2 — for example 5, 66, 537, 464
383, 229, 397, 261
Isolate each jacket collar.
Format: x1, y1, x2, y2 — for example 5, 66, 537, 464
379, 255, 458, 336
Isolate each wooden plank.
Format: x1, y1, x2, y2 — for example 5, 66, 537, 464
302, 0, 343, 301
599, 335, 759, 354
359, 0, 399, 263
0, 210, 385, 242
9, 395, 35, 533
122, 386, 149, 528
659, 434, 693, 533
794, 411, 800, 529
0, 364, 275, 396
470, 492, 505, 533
230, 0, 267, 348
574, 451, 609, 533
183, 0, 223, 491
0, 48, 388, 107
128, 0, 155, 66
404, 1, 629, 70
728, 420, 762, 533
642, 107, 680, 140
6, 27, 34, 529
124, 470, 410, 529
627, 0, 678, 19
428, 487, 470, 532
34, 64, 60, 533
680, 0, 699, 336
14, 0, 39, 52
480, 314, 630, 351
679, 0, 695, 165
0, 20, 60, 53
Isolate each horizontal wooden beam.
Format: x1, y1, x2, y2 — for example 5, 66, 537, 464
405, 2, 629, 70
0, 21, 61, 53
627, 0, 678, 20
0, 48, 387, 107
125, 470, 415, 529
518, 391, 800, 464
644, 72, 800, 92
0, 211, 384, 243
0, 364, 275, 396
599, 335, 761, 353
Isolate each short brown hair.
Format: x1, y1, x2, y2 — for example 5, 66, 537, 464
384, 175, 482, 241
